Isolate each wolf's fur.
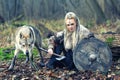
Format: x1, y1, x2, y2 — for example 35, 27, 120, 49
8, 25, 44, 70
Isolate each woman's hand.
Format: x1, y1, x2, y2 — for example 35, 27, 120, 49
48, 48, 54, 55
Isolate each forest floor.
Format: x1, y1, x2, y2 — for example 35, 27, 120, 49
0, 50, 120, 80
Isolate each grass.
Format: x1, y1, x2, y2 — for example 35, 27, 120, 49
105, 37, 116, 47
40, 19, 64, 32
0, 47, 40, 61
0, 48, 13, 60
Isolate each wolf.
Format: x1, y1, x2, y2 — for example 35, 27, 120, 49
8, 25, 44, 70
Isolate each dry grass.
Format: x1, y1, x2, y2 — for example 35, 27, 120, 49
1, 19, 120, 48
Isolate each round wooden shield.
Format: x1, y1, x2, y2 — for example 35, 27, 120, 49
73, 37, 112, 73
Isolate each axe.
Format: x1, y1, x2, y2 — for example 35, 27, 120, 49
39, 47, 66, 61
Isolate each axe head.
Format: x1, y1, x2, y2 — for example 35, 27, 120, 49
56, 56, 66, 61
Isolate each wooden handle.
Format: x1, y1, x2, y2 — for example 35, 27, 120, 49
39, 47, 62, 57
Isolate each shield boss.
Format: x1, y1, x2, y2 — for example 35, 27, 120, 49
73, 37, 112, 72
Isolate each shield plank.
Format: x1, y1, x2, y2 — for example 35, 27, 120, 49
73, 37, 112, 73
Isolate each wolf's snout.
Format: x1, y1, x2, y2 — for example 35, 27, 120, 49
26, 50, 29, 55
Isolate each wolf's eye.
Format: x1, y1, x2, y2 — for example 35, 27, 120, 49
22, 44, 25, 47
28, 44, 31, 47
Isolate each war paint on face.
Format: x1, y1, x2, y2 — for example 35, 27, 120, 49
66, 19, 76, 32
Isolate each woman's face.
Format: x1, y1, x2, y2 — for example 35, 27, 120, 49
65, 18, 76, 32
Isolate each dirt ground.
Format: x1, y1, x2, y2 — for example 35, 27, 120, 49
0, 56, 120, 80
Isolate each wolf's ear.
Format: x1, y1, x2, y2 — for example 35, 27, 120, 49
29, 32, 34, 39
29, 32, 32, 38
31, 41, 34, 44
20, 33, 23, 39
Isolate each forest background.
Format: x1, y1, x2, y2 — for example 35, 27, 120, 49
0, 0, 120, 79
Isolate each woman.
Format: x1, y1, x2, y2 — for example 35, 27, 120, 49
46, 12, 92, 70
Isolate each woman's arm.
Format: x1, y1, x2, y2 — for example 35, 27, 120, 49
47, 31, 64, 54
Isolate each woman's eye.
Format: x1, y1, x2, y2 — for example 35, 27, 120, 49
66, 23, 75, 26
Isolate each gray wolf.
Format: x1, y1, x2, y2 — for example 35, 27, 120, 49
8, 25, 44, 70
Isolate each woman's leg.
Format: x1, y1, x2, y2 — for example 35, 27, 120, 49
64, 50, 75, 70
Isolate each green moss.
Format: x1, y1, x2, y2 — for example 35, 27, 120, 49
105, 37, 116, 47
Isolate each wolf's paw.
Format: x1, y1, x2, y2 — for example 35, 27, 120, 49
25, 60, 29, 64
40, 62, 45, 67
8, 66, 14, 71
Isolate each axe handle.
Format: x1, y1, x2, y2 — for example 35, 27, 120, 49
39, 47, 63, 57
